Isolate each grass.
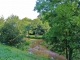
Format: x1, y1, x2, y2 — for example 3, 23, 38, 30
0, 43, 50, 60
27, 35, 43, 39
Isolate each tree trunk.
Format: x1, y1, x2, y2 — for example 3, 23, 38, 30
66, 47, 68, 60
35, 29, 38, 38
65, 39, 69, 60
27, 31, 29, 37
69, 48, 73, 60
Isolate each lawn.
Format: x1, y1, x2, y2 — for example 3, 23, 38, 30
27, 35, 43, 39
0, 43, 50, 60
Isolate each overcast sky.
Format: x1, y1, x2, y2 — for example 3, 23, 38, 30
0, 0, 39, 19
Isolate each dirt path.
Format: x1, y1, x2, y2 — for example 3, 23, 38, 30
27, 38, 67, 60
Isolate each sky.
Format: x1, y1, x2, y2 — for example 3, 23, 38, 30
0, 0, 39, 19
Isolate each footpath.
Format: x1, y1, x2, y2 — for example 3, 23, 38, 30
28, 38, 67, 60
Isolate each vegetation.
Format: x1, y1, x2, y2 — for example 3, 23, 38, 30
0, 15, 51, 60
0, 43, 50, 60
0, 0, 80, 60
27, 35, 42, 39
26, 18, 50, 38
34, 0, 80, 60
0, 15, 23, 46
0, 15, 50, 46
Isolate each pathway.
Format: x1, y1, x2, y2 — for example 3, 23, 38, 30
27, 38, 67, 60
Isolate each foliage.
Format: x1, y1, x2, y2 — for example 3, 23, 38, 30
34, 0, 80, 60
0, 17, 4, 30
30, 18, 50, 35
18, 17, 32, 37
24, 18, 50, 38
0, 15, 23, 46
15, 40, 30, 50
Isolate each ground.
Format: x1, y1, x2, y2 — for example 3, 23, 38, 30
24, 38, 67, 60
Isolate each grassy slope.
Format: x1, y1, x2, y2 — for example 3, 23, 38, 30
0, 43, 50, 60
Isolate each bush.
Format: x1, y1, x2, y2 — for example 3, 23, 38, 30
15, 40, 30, 50
0, 18, 23, 46
25, 40, 30, 45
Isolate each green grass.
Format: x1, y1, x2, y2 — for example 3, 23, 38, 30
27, 35, 43, 39
0, 43, 50, 60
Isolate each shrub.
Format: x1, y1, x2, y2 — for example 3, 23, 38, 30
0, 18, 23, 46
15, 40, 30, 50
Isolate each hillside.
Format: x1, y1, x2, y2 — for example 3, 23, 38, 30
0, 43, 50, 60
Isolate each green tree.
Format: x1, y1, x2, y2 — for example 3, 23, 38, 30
30, 18, 50, 37
0, 15, 23, 46
42, 21, 50, 33
0, 17, 5, 31
30, 18, 42, 37
18, 17, 32, 37
26, 24, 32, 37
34, 0, 80, 60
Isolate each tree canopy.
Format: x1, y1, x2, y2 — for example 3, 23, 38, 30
34, 0, 80, 60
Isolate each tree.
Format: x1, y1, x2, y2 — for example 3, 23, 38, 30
0, 15, 24, 46
42, 21, 50, 33
30, 18, 43, 37
18, 17, 32, 37
26, 24, 32, 37
0, 17, 5, 31
34, 0, 80, 60
30, 18, 50, 37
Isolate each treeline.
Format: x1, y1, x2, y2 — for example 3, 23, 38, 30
0, 15, 50, 47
